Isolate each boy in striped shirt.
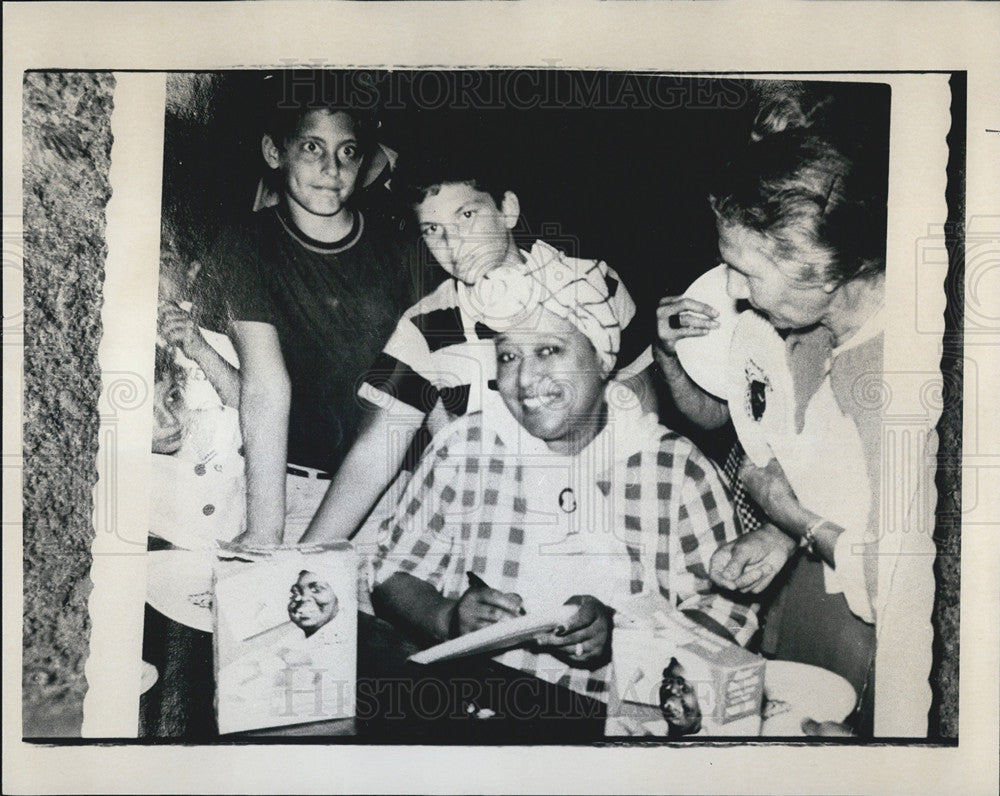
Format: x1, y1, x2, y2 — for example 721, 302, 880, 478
301, 150, 655, 544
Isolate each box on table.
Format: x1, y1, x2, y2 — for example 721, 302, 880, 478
213, 543, 357, 735
607, 594, 764, 737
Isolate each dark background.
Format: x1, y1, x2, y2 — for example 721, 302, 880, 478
161, 71, 891, 314
159, 70, 891, 454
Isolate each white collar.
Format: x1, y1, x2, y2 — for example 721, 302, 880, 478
831, 302, 885, 356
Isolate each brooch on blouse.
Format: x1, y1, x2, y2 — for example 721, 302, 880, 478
558, 487, 577, 513
743, 362, 772, 422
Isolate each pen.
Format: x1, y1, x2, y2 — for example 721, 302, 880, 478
466, 571, 490, 590
466, 571, 526, 615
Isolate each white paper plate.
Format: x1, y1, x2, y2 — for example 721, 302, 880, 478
761, 660, 857, 736
140, 661, 159, 694
145, 549, 216, 633
673, 264, 743, 399
725, 309, 793, 467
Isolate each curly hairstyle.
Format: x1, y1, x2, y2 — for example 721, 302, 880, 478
711, 130, 887, 287
747, 80, 836, 143
710, 81, 887, 287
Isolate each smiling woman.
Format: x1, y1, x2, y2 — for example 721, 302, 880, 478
106, 70, 951, 747
495, 311, 608, 456
370, 239, 758, 720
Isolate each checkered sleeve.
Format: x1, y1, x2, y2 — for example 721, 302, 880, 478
663, 438, 759, 647
370, 426, 469, 596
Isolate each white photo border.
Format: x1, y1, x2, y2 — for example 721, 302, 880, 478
5, 3, 999, 795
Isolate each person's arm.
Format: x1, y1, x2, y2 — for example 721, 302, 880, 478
532, 595, 614, 669
230, 320, 290, 545
654, 296, 730, 430
159, 301, 240, 408
373, 572, 524, 643
299, 402, 424, 543
734, 457, 877, 625
737, 457, 844, 568
302, 302, 445, 541
368, 426, 523, 640
373, 572, 457, 642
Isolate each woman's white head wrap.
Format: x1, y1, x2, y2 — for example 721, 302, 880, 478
465, 241, 630, 375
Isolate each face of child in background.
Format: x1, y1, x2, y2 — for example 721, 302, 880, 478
157, 257, 202, 306
495, 310, 608, 455
264, 109, 363, 223
151, 375, 186, 455
717, 220, 835, 331
287, 570, 339, 637
416, 181, 521, 285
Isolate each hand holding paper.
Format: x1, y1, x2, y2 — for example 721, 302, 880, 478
534, 595, 613, 667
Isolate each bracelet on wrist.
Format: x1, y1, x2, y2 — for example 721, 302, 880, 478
799, 517, 828, 555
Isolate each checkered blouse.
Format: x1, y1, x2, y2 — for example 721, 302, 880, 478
372, 401, 758, 701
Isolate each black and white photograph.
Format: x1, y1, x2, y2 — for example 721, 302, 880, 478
6, 2, 999, 794
136, 68, 919, 743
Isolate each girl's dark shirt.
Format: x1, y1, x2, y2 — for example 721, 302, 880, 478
198, 205, 435, 473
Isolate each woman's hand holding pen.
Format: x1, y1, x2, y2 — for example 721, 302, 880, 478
448, 572, 525, 638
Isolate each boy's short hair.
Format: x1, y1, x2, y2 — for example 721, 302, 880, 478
394, 144, 510, 210
259, 71, 378, 156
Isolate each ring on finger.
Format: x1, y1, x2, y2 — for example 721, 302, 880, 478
574, 642, 583, 657
668, 313, 683, 330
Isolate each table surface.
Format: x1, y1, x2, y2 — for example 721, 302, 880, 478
141, 606, 606, 743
